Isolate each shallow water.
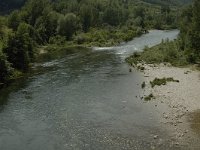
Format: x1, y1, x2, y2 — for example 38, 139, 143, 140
0, 30, 179, 150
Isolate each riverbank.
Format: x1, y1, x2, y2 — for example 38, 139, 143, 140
38, 26, 147, 55
138, 63, 200, 147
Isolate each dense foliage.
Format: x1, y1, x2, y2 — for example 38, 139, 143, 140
178, 0, 200, 63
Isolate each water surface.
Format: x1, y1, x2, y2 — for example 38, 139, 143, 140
0, 30, 179, 150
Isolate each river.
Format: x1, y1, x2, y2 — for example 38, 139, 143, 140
0, 30, 179, 150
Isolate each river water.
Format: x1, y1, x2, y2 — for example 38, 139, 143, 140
0, 30, 179, 150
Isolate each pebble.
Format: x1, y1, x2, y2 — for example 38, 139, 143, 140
175, 142, 179, 146
184, 130, 189, 133
154, 135, 158, 139
164, 114, 168, 119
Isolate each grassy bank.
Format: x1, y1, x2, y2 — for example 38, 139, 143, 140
126, 39, 193, 67
47, 26, 144, 48
37, 26, 145, 61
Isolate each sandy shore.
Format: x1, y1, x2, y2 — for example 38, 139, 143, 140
139, 63, 200, 148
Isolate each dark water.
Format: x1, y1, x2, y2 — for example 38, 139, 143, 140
0, 30, 179, 150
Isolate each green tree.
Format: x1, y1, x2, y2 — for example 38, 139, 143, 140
24, 0, 51, 26
57, 13, 78, 39
0, 50, 12, 83
79, 4, 93, 32
3, 23, 34, 71
179, 5, 193, 50
35, 10, 58, 43
17, 23, 35, 60
189, 0, 200, 55
7, 10, 21, 31
103, 7, 122, 26
161, 5, 170, 14
134, 6, 145, 28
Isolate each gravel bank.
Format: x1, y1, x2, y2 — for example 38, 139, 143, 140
139, 64, 200, 149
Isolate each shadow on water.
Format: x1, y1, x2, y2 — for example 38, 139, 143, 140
0, 78, 28, 111
188, 110, 200, 136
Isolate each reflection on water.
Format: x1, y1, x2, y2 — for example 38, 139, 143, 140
0, 30, 180, 150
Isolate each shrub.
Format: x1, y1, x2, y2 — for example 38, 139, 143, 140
126, 40, 190, 66
150, 77, 179, 88
141, 82, 146, 89
144, 93, 155, 101
0, 50, 13, 82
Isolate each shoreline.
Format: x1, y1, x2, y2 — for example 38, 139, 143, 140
138, 63, 200, 147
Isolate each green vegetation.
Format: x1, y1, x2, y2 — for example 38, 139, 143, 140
141, 81, 146, 89
150, 77, 179, 88
126, 40, 189, 66
74, 26, 143, 47
127, 0, 200, 68
144, 93, 155, 101
179, 0, 200, 63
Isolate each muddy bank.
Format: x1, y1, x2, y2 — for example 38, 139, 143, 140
137, 63, 200, 148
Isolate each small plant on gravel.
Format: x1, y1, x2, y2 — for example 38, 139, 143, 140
141, 82, 146, 89
150, 77, 179, 88
144, 93, 155, 101
137, 66, 145, 71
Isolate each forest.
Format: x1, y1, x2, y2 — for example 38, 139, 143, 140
0, 0, 197, 85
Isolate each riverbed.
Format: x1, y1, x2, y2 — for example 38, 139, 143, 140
0, 30, 179, 150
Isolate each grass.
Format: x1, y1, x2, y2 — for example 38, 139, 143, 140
46, 26, 144, 51
150, 77, 179, 88
72, 26, 143, 47
126, 40, 189, 67
144, 93, 155, 101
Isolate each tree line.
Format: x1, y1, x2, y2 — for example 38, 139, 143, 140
178, 0, 200, 63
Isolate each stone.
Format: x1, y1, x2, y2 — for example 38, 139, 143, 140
154, 135, 158, 139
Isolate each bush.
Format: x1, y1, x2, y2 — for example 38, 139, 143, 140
141, 82, 146, 89
144, 93, 155, 101
150, 77, 179, 88
49, 35, 65, 45
187, 52, 197, 63
0, 50, 13, 83
126, 40, 189, 66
